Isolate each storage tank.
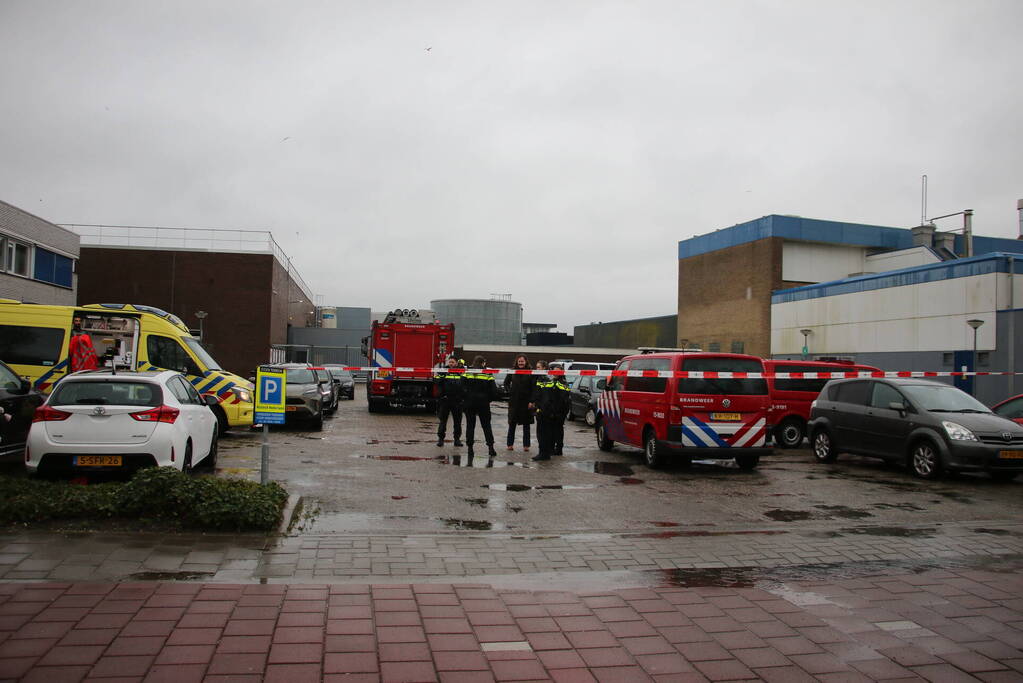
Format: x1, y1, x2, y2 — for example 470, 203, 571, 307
320, 306, 337, 329
431, 298, 522, 345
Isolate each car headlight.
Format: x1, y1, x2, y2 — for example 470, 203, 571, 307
231, 387, 252, 403
942, 421, 978, 441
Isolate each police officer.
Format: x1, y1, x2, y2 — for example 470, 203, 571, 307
530, 361, 571, 461
434, 356, 465, 447
463, 355, 497, 457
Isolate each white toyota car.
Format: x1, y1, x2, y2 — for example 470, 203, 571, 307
26, 370, 219, 476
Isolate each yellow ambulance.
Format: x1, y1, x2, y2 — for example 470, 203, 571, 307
0, 300, 253, 432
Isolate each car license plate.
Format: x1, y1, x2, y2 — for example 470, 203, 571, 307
286, 406, 298, 411
75, 455, 122, 467
999, 450, 1023, 459
711, 413, 742, 421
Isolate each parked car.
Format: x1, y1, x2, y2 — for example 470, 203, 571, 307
26, 369, 218, 476
763, 359, 880, 448
275, 364, 331, 429
595, 351, 771, 470
493, 371, 510, 400
992, 394, 1023, 426
567, 375, 605, 426
315, 367, 339, 413
808, 377, 1023, 481
0, 360, 45, 458
326, 367, 356, 400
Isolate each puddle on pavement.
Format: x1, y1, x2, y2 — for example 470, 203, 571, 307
461, 498, 524, 513
974, 528, 1017, 536
635, 529, 788, 540
873, 502, 925, 511
764, 509, 815, 522
437, 455, 530, 469
350, 454, 435, 462
813, 505, 874, 519
129, 571, 215, 581
839, 526, 936, 538
656, 552, 1023, 589
568, 461, 634, 476
442, 518, 507, 531
482, 483, 598, 491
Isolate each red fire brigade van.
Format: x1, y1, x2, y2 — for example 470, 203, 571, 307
763, 359, 880, 448
595, 351, 772, 470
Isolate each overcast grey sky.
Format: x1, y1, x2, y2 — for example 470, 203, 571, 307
2, 1, 1021, 331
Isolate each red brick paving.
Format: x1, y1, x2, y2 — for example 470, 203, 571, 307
0, 569, 1018, 680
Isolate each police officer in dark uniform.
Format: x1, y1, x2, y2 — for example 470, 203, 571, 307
463, 355, 497, 457
530, 362, 571, 461
434, 356, 465, 447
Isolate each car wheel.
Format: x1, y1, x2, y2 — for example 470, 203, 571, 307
214, 406, 229, 437
812, 428, 838, 463
990, 470, 1019, 483
643, 428, 664, 469
205, 428, 219, 469
584, 408, 597, 427
775, 418, 805, 449
909, 439, 943, 480
183, 440, 194, 474
596, 420, 614, 452
735, 454, 760, 470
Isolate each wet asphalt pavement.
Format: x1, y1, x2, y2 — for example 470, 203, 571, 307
214, 394, 1023, 536
4, 396, 1023, 681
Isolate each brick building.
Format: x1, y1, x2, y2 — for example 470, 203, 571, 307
72, 225, 315, 377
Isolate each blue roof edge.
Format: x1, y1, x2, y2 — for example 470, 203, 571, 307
771, 252, 1023, 304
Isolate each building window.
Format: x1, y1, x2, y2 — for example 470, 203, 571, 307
32, 247, 73, 288
731, 340, 745, 354
978, 351, 990, 367
707, 341, 721, 352
942, 353, 953, 366
2, 237, 31, 277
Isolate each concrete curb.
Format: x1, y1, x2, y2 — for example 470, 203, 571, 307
277, 494, 303, 536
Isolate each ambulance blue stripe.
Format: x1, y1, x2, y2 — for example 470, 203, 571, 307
196, 377, 221, 394
34, 359, 70, 388
692, 417, 731, 448
216, 381, 235, 397
680, 424, 708, 448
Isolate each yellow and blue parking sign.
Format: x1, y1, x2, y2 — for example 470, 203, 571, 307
255, 366, 286, 425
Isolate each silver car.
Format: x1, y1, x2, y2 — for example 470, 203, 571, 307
275, 364, 331, 430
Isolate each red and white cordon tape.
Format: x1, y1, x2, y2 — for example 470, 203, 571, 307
311, 367, 1022, 379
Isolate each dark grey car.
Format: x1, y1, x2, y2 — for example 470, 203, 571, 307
808, 378, 1023, 481
567, 375, 605, 426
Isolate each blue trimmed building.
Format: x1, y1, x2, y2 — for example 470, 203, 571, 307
678, 215, 1023, 404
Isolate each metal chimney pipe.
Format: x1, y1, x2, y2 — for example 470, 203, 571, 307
964, 209, 974, 257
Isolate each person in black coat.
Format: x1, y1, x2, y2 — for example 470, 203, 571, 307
463, 355, 497, 457
503, 354, 536, 452
434, 356, 465, 446
530, 362, 571, 461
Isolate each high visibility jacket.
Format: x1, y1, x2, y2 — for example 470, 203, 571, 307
69, 333, 99, 372
532, 376, 571, 421
463, 371, 497, 409
433, 371, 466, 404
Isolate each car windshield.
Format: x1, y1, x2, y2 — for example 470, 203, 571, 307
901, 384, 992, 413
284, 369, 317, 384
329, 369, 353, 381
181, 337, 223, 371
678, 357, 767, 396
51, 380, 161, 407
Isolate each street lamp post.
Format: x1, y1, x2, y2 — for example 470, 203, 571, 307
966, 319, 984, 396
799, 329, 812, 360
195, 310, 208, 343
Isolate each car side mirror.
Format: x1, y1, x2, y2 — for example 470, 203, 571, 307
579, 386, 591, 394
889, 401, 908, 416
17, 379, 31, 394
596, 379, 606, 391
204, 395, 219, 407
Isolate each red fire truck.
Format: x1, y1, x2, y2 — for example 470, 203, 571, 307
361, 309, 455, 413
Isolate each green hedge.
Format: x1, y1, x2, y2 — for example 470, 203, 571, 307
0, 467, 288, 532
